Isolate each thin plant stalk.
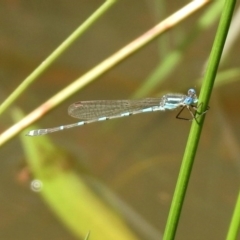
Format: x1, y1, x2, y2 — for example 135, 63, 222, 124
163, 0, 237, 239
226, 191, 240, 240
0, 0, 118, 116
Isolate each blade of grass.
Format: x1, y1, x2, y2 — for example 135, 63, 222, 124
163, 0, 237, 239
226, 191, 240, 240
196, 67, 240, 87
84, 231, 91, 240
133, 0, 223, 98
0, 0, 211, 147
0, 0, 118, 116
13, 108, 139, 240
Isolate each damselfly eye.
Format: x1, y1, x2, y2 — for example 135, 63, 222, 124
188, 88, 196, 96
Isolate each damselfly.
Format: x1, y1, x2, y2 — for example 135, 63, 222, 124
26, 88, 207, 136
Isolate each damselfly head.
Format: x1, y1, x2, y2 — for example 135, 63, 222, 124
187, 88, 196, 97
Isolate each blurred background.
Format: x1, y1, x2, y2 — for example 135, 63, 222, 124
0, 0, 240, 239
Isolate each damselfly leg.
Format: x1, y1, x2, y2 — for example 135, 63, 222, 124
176, 102, 209, 121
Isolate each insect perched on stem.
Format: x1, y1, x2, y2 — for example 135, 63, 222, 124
26, 88, 208, 136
